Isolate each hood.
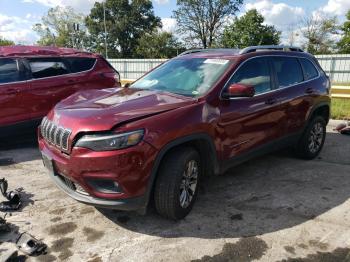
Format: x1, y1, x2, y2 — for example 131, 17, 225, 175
48, 87, 195, 134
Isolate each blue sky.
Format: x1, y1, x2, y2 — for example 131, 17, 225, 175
0, 0, 349, 44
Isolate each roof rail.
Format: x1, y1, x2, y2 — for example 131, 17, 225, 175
239, 45, 304, 54
178, 48, 240, 56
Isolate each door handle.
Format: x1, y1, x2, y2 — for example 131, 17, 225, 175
305, 88, 315, 94
265, 98, 278, 105
6, 88, 19, 94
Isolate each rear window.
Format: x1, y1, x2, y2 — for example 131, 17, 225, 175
28, 58, 69, 79
272, 57, 304, 88
300, 58, 319, 80
65, 57, 96, 73
0, 58, 24, 84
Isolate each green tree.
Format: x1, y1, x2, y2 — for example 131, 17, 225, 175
173, 0, 243, 49
302, 15, 338, 54
135, 31, 184, 58
0, 37, 15, 46
222, 9, 280, 48
33, 6, 88, 49
338, 10, 350, 54
86, 0, 161, 58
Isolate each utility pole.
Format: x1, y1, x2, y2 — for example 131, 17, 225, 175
103, 0, 108, 58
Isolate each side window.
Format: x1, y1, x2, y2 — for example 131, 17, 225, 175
272, 57, 304, 88
0, 58, 24, 84
65, 57, 96, 73
28, 58, 69, 79
300, 58, 319, 80
229, 58, 272, 95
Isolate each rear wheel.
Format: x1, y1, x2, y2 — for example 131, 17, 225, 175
296, 116, 326, 159
154, 147, 200, 220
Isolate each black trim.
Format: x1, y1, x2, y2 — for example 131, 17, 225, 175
219, 132, 301, 174
0, 118, 42, 138
306, 102, 331, 126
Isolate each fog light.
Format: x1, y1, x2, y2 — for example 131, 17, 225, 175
87, 179, 122, 194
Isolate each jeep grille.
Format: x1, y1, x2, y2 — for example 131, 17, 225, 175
41, 117, 71, 151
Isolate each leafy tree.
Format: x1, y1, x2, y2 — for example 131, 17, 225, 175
173, 0, 243, 49
86, 0, 161, 58
338, 10, 350, 54
135, 31, 184, 58
302, 15, 338, 54
0, 37, 14, 46
33, 6, 88, 49
222, 9, 281, 48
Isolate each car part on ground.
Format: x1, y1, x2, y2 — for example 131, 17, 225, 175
16, 232, 47, 256
334, 122, 350, 135
0, 178, 21, 211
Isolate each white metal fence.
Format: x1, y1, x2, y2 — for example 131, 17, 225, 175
109, 55, 350, 84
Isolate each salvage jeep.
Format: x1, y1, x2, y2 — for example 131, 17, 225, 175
38, 46, 331, 220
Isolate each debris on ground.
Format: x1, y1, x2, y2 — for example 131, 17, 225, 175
334, 122, 350, 135
16, 232, 47, 256
0, 178, 22, 211
0, 215, 11, 233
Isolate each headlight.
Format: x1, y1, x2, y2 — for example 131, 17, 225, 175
75, 130, 144, 151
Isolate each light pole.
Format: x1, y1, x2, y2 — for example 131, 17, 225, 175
103, 0, 108, 58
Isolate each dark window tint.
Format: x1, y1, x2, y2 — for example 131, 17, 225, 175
65, 57, 96, 73
29, 58, 69, 79
300, 58, 319, 80
0, 58, 24, 84
272, 57, 303, 88
229, 58, 272, 95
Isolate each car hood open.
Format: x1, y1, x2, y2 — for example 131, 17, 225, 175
48, 87, 195, 135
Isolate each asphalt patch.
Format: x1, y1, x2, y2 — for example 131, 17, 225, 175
278, 247, 350, 262
192, 237, 268, 262
50, 217, 62, 223
83, 227, 104, 242
51, 237, 74, 260
117, 215, 130, 224
230, 213, 243, 220
0, 158, 15, 166
284, 246, 296, 254
49, 207, 66, 215
47, 222, 77, 236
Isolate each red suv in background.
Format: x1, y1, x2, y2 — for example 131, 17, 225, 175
0, 46, 120, 137
39, 46, 331, 220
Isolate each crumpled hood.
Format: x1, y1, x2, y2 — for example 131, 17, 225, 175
48, 87, 195, 135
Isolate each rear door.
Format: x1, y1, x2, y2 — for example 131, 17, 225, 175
218, 57, 286, 160
24, 57, 72, 119
0, 58, 30, 126
270, 56, 313, 135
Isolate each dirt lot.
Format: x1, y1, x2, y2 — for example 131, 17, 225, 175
0, 120, 350, 262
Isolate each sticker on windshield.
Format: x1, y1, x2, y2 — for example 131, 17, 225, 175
203, 59, 229, 65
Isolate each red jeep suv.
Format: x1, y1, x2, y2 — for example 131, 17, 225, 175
0, 46, 120, 137
38, 46, 331, 220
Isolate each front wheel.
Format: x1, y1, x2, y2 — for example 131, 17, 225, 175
296, 116, 326, 159
154, 147, 200, 220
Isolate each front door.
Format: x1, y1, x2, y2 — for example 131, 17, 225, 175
218, 57, 286, 162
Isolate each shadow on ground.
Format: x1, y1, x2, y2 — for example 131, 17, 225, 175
0, 131, 41, 165
99, 132, 350, 240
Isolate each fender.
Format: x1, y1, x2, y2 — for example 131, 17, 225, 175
305, 101, 330, 127
140, 133, 219, 211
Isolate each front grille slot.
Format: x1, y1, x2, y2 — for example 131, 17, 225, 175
57, 174, 89, 195
41, 117, 71, 152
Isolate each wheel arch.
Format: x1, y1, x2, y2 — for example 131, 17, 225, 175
307, 102, 330, 125
142, 133, 219, 210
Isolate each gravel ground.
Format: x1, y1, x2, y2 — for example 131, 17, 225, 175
0, 120, 350, 262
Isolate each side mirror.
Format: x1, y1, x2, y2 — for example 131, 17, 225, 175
223, 83, 255, 98
124, 83, 131, 88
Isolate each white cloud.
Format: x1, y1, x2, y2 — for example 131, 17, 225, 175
245, 0, 305, 31
21, 0, 103, 14
161, 18, 177, 33
154, 0, 169, 4
320, 0, 350, 16
0, 13, 38, 44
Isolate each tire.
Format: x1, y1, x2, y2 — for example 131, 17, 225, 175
154, 147, 201, 220
295, 116, 327, 160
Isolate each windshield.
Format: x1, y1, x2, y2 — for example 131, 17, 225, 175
130, 58, 231, 97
